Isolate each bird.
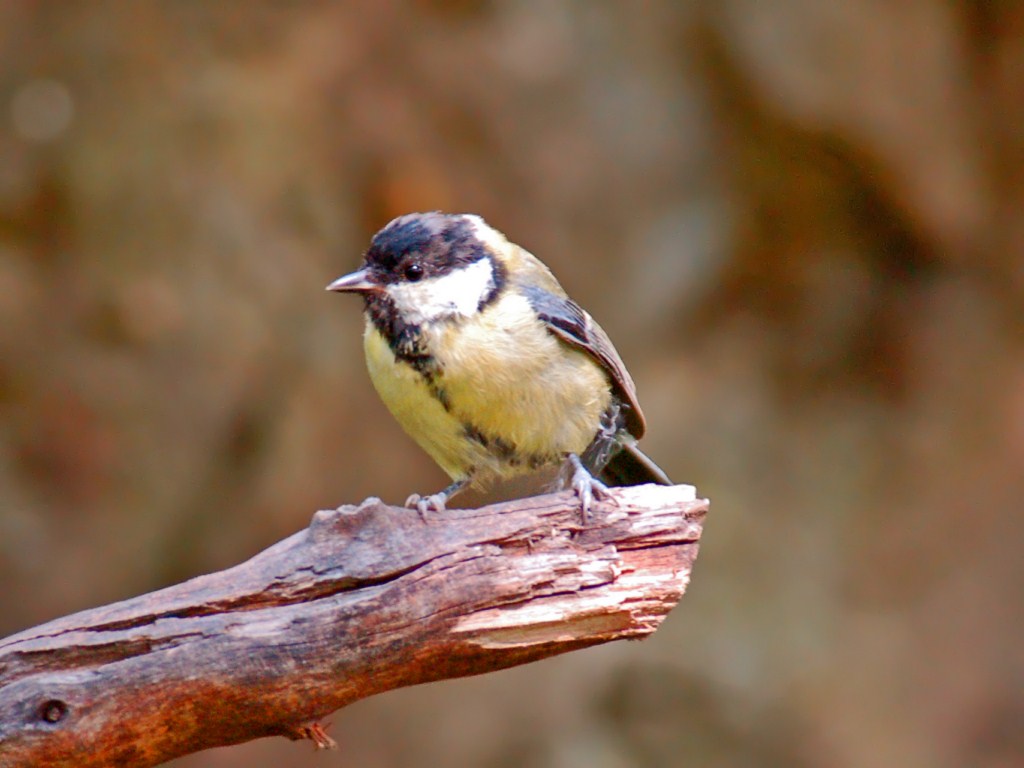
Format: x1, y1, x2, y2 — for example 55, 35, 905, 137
326, 212, 671, 516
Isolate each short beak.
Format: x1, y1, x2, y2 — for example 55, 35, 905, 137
325, 268, 379, 294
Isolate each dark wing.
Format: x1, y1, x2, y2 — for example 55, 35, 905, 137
522, 285, 646, 438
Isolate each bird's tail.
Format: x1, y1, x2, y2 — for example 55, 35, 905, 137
599, 441, 672, 487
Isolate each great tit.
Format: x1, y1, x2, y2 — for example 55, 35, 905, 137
327, 212, 671, 515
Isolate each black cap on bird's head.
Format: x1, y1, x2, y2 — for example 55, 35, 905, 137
326, 212, 492, 295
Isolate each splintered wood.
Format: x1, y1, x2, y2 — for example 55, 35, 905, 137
0, 485, 706, 767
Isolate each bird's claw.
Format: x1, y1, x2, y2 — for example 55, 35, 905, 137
562, 453, 616, 523
404, 479, 468, 520
405, 492, 447, 519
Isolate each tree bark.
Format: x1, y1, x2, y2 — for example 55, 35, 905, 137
0, 484, 706, 767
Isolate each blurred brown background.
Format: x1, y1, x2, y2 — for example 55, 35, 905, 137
1, 2, 1022, 767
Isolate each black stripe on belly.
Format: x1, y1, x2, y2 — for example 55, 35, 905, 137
462, 424, 551, 469
365, 295, 451, 408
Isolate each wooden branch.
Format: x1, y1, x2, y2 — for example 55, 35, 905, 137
0, 485, 706, 767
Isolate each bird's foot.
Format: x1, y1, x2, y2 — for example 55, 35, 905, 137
560, 453, 616, 523
404, 478, 469, 519
405, 491, 448, 517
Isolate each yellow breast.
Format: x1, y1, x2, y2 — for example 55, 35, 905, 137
364, 324, 483, 482
362, 291, 611, 485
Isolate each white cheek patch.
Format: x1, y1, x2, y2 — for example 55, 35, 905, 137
386, 257, 495, 325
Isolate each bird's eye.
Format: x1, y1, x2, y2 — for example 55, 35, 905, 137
404, 263, 424, 282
